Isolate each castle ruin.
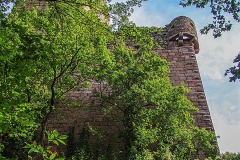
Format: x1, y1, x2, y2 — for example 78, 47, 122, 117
44, 16, 217, 159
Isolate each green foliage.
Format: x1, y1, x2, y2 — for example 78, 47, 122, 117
1, 135, 28, 159
225, 53, 240, 82
24, 129, 67, 160
0, 0, 114, 157
108, 0, 148, 28
221, 152, 240, 160
180, 0, 239, 38
72, 125, 94, 160
1, 0, 113, 145
66, 124, 117, 160
0, 0, 219, 159
0, 0, 151, 157
66, 127, 76, 158
95, 24, 219, 159
205, 152, 240, 160
205, 156, 222, 160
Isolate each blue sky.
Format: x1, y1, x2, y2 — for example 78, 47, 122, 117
126, 0, 240, 153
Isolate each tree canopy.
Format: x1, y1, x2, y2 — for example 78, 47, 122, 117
225, 53, 240, 82
0, 0, 113, 158
0, 0, 219, 159
94, 24, 218, 159
2, 0, 240, 36
180, 0, 240, 38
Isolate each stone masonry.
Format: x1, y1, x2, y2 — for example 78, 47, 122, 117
157, 16, 213, 131
46, 16, 217, 159
17, 0, 217, 158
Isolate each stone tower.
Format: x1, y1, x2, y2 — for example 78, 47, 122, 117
46, 16, 216, 159
14, 0, 217, 158
154, 16, 214, 131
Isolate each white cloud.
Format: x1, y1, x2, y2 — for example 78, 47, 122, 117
129, 7, 167, 27
197, 23, 240, 81
212, 112, 240, 153
204, 80, 240, 123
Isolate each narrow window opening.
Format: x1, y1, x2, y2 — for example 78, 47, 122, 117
183, 36, 189, 40
190, 23, 194, 28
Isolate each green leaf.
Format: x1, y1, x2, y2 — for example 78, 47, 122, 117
49, 134, 55, 140
52, 129, 58, 137
28, 148, 39, 153
56, 139, 66, 145
49, 153, 56, 160
23, 144, 32, 149
33, 141, 37, 146
53, 140, 59, 145
58, 135, 68, 140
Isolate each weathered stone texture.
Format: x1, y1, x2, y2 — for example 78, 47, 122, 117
18, 0, 46, 10
157, 46, 214, 131
46, 16, 216, 159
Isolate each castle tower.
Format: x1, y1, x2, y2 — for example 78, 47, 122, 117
13, 0, 217, 158
167, 16, 199, 54
160, 16, 214, 132
46, 16, 217, 159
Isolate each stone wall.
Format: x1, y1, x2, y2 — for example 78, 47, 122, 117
46, 16, 216, 159
157, 45, 213, 131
